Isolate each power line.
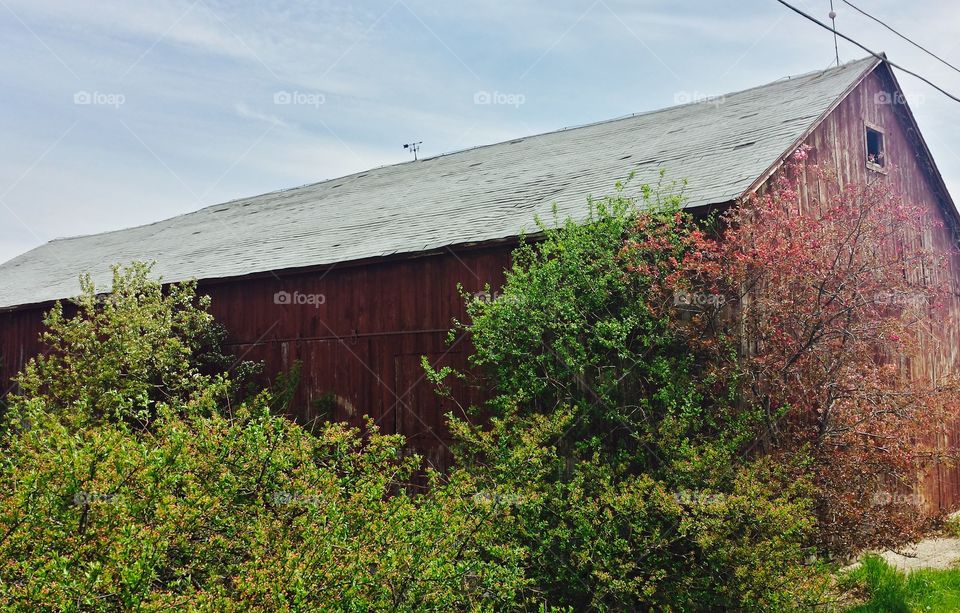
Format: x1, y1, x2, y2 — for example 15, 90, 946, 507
773, 0, 960, 104
840, 0, 960, 76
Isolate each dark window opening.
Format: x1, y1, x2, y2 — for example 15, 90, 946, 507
866, 127, 885, 168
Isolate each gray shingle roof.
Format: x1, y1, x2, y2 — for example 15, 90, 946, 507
0, 57, 877, 310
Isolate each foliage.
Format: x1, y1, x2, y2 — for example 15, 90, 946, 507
4, 150, 956, 610
436, 177, 830, 609
10, 262, 257, 430
0, 402, 525, 610
456, 180, 758, 482
675, 151, 960, 554
447, 410, 828, 610
434, 158, 960, 605
0, 265, 525, 610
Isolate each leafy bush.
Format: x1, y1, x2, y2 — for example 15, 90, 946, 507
433, 179, 830, 609
447, 409, 826, 610
0, 265, 525, 610
0, 402, 526, 609
455, 183, 759, 480
10, 263, 257, 430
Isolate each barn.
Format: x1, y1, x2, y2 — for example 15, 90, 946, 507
2, 56, 959, 506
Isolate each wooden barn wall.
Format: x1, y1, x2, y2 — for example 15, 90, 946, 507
0, 306, 46, 398
789, 67, 960, 512
0, 245, 512, 470
202, 245, 514, 471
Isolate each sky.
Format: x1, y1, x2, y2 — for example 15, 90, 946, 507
1, 0, 958, 264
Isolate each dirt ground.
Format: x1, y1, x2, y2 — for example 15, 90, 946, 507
844, 511, 960, 572
869, 537, 960, 572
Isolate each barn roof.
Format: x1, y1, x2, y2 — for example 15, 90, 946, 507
0, 57, 879, 310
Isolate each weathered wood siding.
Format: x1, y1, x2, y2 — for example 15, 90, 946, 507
0, 306, 46, 397
795, 66, 960, 512
1, 244, 512, 470
202, 244, 512, 469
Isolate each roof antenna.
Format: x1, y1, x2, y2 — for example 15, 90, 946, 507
829, 0, 840, 66
403, 141, 422, 161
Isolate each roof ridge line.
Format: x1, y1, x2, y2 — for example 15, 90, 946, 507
44, 57, 876, 246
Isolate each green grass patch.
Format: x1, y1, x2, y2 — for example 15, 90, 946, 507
843, 555, 960, 612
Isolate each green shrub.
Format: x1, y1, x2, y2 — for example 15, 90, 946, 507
0, 265, 524, 610
0, 400, 525, 610
0, 176, 842, 611
447, 407, 827, 610
9, 263, 256, 431
434, 180, 830, 609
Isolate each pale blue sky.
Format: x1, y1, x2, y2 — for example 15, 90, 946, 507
1, 0, 958, 264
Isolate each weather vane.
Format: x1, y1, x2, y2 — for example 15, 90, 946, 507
403, 141, 422, 161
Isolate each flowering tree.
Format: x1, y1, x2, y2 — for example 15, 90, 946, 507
675, 150, 960, 553
443, 185, 832, 609
433, 157, 959, 608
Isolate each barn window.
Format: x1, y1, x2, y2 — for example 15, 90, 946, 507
865, 125, 885, 170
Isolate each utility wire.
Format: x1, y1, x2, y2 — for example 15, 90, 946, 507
840, 0, 960, 76
774, 0, 960, 104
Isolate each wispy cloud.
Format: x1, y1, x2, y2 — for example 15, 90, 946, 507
0, 0, 958, 266
235, 101, 288, 128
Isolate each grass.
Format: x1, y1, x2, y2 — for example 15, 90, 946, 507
842, 555, 960, 612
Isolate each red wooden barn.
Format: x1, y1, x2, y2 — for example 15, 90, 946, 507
2, 56, 959, 506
